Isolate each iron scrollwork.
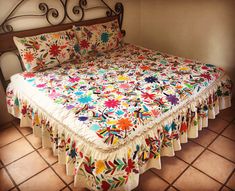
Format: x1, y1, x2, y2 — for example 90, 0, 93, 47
0, 0, 125, 36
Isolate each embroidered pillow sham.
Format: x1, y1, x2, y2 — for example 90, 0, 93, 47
73, 19, 123, 58
13, 29, 79, 72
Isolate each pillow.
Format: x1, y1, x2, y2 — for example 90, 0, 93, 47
73, 19, 123, 58
13, 29, 79, 72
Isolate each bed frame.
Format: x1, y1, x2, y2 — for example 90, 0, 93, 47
0, 0, 125, 90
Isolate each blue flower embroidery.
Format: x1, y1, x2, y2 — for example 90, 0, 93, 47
75, 91, 84, 96
101, 32, 109, 43
145, 76, 158, 83
78, 95, 92, 104
116, 110, 124, 116
90, 124, 100, 131
69, 148, 77, 158
79, 116, 88, 121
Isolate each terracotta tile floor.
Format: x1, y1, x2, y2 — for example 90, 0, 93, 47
0, 103, 234, 191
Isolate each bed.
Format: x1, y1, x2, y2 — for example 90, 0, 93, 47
0, 1, 233, 191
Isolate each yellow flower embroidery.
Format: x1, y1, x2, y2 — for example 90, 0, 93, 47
106, 120, 117, 125
179, 67, 190, 71
116, 95, 123, 100
95, 160, 106, 174
118, 75, 129, 81
121, 102, 129, 108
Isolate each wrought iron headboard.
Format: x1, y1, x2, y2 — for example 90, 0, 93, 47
0, 0, 125, 90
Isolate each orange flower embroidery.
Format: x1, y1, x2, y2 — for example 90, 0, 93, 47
24, 52, 34, 63
117, 118, 132, 130
140, 65, 150, 70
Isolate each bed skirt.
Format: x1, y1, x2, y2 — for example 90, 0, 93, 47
6, 74, 232, 191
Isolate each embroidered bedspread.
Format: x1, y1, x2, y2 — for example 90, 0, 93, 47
6, 43, 232, 190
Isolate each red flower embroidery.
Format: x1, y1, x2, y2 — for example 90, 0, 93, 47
69, 77, 80, 83
142, 92, 155, 100
24, 52, 34, 63
80, 39, 90, 49
105, 99, 120, 108
138, 55, 145, 60
140, 65, 150, 70
23, 72, 35, 78
36, 84, 46, 88
200, 73, 212, 81
125, 159, 135, 174
201, 66, 208, 70
180, 122, 187, 133
49, 44, 61, 57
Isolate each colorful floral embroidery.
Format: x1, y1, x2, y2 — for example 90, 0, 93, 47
16, 43, 231, 147
73, 19, 122, 58
13, 29, 78, 72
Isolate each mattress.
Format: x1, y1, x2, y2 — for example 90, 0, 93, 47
6, 43, 232, 190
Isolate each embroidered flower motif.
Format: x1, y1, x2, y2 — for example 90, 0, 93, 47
116, 110, 124, 116
48, 90, 61, 99
78, 116, 88, 121
119, 83, 130, 89
117, 118, 132, 130
40, 35, 46, 41
52, 33, 60, 39
69, 148, 77, 158
78, 95, 92, 104
105, 99, 120, 108
166, 94, 179, 105
24, 52, 34, 63
145, 76, 157, 83
36, 84, 46, 88
80, 39, 90, 49
142, 92, 155, 100
201, 66, 208, 70
138, 55, 145, 60
140, 65, 150, 70
200, 73, 212, 81
151, 109, 160, 117
66, 105, 74, 110
101, 32, 109, 43
49, 44, 61, 57
23, 72, 35, 78
125, 159, 135, 174
180, 122, 187, 133
69, 77, 80, 83
117, 75, 129, 81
